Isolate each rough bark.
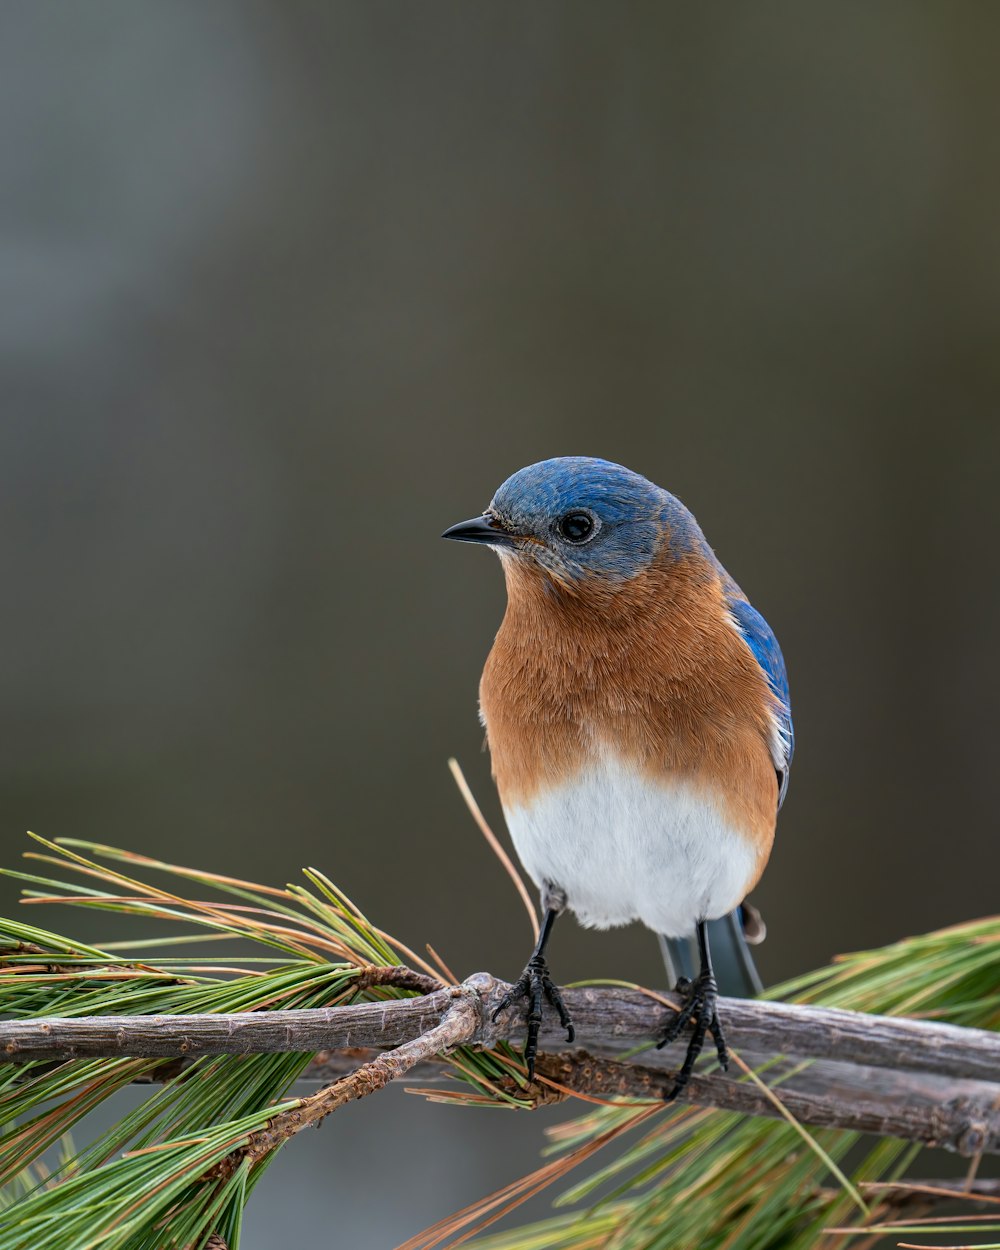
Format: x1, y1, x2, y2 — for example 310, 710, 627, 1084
3, 972, 999, 1156
3, 974, 997, 1081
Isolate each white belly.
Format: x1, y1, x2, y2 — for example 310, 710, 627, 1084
503, 760, 757, 938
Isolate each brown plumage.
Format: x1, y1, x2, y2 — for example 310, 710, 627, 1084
480, 547, 779, 874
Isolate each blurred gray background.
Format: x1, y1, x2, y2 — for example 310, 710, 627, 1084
2, 2, 998, 1245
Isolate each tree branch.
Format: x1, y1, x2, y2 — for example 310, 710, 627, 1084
206, 988, 481, 1181
3, 971, 998, 1156
533, 1052, 999, 1156
4, 973, 996, 1079
286, 1043, 1000, 1157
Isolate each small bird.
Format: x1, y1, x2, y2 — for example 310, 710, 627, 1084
443, 457, 792, 1099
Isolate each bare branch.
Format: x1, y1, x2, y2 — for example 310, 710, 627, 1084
287, 1045, 1000, 1157
208, 988, 480, 1180
3, 974, 997, 1081
3, 972, 999, 1156
532, 1052, 1000, 1157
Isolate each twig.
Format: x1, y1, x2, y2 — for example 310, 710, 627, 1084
350, 965, 444, 995
209, 988, 480, 1180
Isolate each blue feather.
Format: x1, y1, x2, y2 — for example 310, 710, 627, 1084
725, 590, 794, 807
490, 457, 709, 580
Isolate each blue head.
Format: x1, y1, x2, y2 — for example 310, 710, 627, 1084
443, 456, 707, 584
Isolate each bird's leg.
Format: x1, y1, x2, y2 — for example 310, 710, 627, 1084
656, 918, 730, 1101
493, 885, 574, 1082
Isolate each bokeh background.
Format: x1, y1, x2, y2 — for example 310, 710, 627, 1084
2, 3, 999, 1245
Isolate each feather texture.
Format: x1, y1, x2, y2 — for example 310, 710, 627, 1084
450, 457, 792, 942
480, 549, 781, 934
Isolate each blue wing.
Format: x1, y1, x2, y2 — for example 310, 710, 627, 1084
726, 590, 794, 808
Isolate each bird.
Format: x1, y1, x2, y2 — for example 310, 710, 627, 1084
442, 456, 793, 1099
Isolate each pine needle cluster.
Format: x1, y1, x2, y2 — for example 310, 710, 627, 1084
0, 834, 996, 1250
445, 919, 1000, 1250
0, 836, 528, 1249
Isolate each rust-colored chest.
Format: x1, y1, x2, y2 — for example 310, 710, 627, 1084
479, 556, 778, 855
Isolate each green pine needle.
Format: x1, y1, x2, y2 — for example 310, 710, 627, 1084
454, 919, 999, 1250
0, 837, 533, 1248
0, 836, 996, 1250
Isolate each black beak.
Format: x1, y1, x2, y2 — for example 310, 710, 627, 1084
441, 514, 518, 548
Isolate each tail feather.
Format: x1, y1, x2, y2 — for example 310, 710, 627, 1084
658, 907, 763, 998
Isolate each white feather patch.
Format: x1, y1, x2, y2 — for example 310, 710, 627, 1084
503, 760, 757, 938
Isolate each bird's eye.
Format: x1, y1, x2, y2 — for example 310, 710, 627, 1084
557, 511, 596, 544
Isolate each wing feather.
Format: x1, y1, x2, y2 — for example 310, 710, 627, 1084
726, 591, 794, 808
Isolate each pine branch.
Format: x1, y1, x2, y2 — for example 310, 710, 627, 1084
206, 990, 481, 1180
3, 973, 997, 1078
216, 1043, 1000, 1157
0, 837, 997, 1250
532, 1051, 997, 1156
2, 973, 998, 1156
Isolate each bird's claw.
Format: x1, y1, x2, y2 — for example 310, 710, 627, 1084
493, 953, 574, 1082
655, 968, 729, 1101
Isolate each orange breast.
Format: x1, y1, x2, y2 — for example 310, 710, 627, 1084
479, 552, 779, 884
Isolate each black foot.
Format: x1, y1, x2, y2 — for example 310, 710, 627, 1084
493, 954, 574, 1082
655, 969, 729, 1101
